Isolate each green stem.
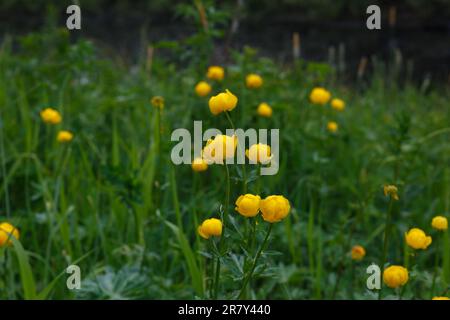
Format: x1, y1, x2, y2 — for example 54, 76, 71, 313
379, 197, 394, 300
431, 233, 441, 297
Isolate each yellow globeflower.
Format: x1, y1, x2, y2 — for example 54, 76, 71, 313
327, 121, 338, 133
260, 195, 291, 223
246, 143, 272, 164
57, 130, 73, 143
208, 89, 238, 115
383, 265, 409, 288
191, 157, 208, 172
0, 222, 20, 247
331, 98, 345, 111
351, 245, 366, 261
207, 66, 224, 81
383, 185, 399, 201
257, 102, 272, 118
195, 81, 212, 97
40, 108, 62, 125
431, 216, 448, 231
309, 87, 331, 105
246, 74, 263, 89
432, 296, 450, 300
235, 194, 261, 217
405, 228, 432, 250
151, 96, 164, 109
203, 134, 237, 164
198, 218, 222, 239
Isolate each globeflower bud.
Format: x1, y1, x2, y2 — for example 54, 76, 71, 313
405, 228, 432, 250
246, 74, 263, 89
431, 216, 448, 231
257, 102, 272, 117
309, 87, 331, 105
331, 98, 345, 111
0, 222, 20, 247
383, 265, 409, 288
40, 108, 62, 125
246, 143, 272, 164
203, 135, 237, 164
195, 81, 212, 97
383, 185, 399, 201
327, 121, 338, 133
57, 130, 73, 143
235, 194, 261, 217
191, 157, 208, 172
207, 66, 224, 81
351, 245, 366, 261
197, 218, 222, 239
260, 195, 291, 223
208, 89, 238, 115
151, 96, 164, 109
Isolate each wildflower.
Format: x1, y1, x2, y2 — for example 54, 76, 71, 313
203, 134, 237, 164
191, 157, 208, 172
246, 74, 263, 89
235, 194, 261, 217
431, 216, 448, 231
432, 297, 450, 300
151, 96, 164, 109
351, 245, 366, 261
198, 218, 222, 239
327, 121, 338, 133
208, 89, 238, 115
257, 102, 272, 118
331, 98, 345, 111
260, 195, 290, 223
207, 66, 224, 81
0, 222, 20, 247
57, 130, 73, 143
383, 265, 409, 288
383, 185, 399, 201
195, 81, 212, 97
246, 143, 272, 164
40, 108, 62, 124
309, 87, 331, 105
405, 228, 432, 250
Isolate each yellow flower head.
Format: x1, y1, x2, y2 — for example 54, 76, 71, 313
151, 96, 164, 109
257, 102, 272, 118
208, 89, 238, 115
405, 228, 432, 250
40, 108, 62, 125
197, 218, 222, 239
383, 185, 399, 201
191, 157, 208, 172
309, 87, 331, 105
246, 143, 272, 165
383, 265, 409, 288
0, 222, 20, 247
260, 195, 291, 223
195, 81, 212, 97
431, 216, 448, 231
207, 66, 224, 81
331, 98, 345, 111
351, 245, 366, 261
203, 134, 238, 164
57, 130, 73, 143
246, 74, 263, 89
432, 296, 450, 300
235, 194, 261, 218
327, 121, 338, 133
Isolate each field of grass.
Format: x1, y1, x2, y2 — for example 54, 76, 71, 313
0, 24, 449, 300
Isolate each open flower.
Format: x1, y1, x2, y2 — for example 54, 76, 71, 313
246, 74, 263, 89
383, 185, 399, 201
197, 218, 222, 239
195, 81, 212, 97
207, 66, 224, 81
208, 89, 238, 115
246, 143, 272, 164
331, 98, 345, 111
151, 96, 164, 109
191, 157, 208, 172
57, 130, 73, 143
257, 102, 272, 117
351, 245, 366, 261
309, 87, 331, 105
405, 228, 432, 250
260, 195, 290, 223
40, 108, 62, 124
235, 194, 261, 217
327, 121, 338, 133
383, 265, 408, 288
431, 216, 448, 231
0, 222, 20, 247
203, 135, 237, 164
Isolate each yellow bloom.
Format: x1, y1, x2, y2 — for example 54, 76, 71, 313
208, 89, 238, 115
257, 102, 272, 117
207, 66, 224, 81
327, 121, 338, 133
195, 81, 212, 97
309, 87, 331, 105
151, 96, 164, 109
383, 185, 399, 201
260, 195, 290, 223
40, 108, 62, 124
431, 216, 448, 231
432, 296, 450, 300
246, 143, 272, 164
405, 228, 432, 250
57, 130, 73, 143
331, 98, 345, 111
351, 245, 366, 261
197, 218, 222, 239
383, 265, 409, 288
0, 222, 20, 247
246, 73, 263, 89
203, 134, 238, 164
235, 194, 261, 217
191, 157, 208, 172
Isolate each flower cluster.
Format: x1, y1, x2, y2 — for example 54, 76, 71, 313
235, 194, 290, 223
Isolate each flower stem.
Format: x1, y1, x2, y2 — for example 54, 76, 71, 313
431, 233, 441, 297
379, 197, 394, 300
